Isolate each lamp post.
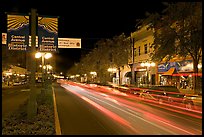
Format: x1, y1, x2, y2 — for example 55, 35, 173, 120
90, 71, 97, 83
108, 67, 117, 84
35, 52, 52, 88
130, 33, 135, 85
141, 62, 155, 86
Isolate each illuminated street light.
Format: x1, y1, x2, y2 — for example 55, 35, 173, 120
107, 68, 117, 73
90, 71, 97, 75
35, 52, 42, 58
44, 53, 52, 59
90, 71, 97, 82
140, 62, 155, 86
35, 52, 52, 88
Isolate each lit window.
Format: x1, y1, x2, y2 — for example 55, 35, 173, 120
134, 48, 137, 56
144, 44, 147, 54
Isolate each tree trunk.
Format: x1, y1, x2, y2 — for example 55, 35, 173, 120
193, 58, 199, 94
118, 67, 121, 85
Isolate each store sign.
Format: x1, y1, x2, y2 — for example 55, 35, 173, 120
158, 62, 180, 72
158, 60, 201, 73
38, 16, 58, 52
7, 14, 29, 50
58, 38, 81, 48
158, 63, 168, 72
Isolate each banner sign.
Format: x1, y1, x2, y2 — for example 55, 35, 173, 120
38, 16, 58, 52
58, 38, 81, 48
157, 60, 199, 73
7, 15, 29, 50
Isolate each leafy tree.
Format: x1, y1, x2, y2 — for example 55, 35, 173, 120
67, 33, 130, 85
110, 33, 130, 84
141, 2, 202, 93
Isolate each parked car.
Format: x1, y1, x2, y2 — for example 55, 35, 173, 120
139, 85, 194, 109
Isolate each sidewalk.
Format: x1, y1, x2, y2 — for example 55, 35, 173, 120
179, 89, 195, 95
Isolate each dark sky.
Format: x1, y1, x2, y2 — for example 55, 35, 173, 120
1, 0, 167, 74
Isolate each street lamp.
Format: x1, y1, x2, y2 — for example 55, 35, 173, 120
90, 71, 97, 82
107, 68, 117, 73
35, 52, 52, 87
108, 68, 117, 84
141, 62, 155, 86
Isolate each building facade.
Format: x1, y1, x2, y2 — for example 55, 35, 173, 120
120, 25, 202, 91
121, 25, 156, 87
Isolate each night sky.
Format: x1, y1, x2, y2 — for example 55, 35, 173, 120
1, 0, 167, 74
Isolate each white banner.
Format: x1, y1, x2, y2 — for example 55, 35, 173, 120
58, 38, 81, 48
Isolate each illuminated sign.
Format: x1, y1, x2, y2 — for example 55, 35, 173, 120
58, 38, 81, 48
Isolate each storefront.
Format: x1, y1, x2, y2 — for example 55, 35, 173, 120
157, 60, 202, 90
124, 63, 156, 87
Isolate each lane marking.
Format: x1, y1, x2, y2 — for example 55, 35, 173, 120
52, 87, 62, 135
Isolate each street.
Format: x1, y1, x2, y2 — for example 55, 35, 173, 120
53, 81, 202, 135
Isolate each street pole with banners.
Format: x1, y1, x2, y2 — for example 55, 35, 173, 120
27, 8, 37, 120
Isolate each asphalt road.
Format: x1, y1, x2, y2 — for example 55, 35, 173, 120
53, 81, 202, 135
53, 83, 128, 135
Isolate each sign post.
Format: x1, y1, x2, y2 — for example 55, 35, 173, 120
27, 8, 37, 120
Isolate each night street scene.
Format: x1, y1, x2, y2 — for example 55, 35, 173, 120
1, 0, 202, 135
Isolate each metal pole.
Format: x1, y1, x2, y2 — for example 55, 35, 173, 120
131, 33, 135, 85
42, 55, 45, 87
27, 8, 37, 120
147, 66, 149, 87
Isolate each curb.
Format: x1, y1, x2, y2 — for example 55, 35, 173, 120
52, 87, 62, 135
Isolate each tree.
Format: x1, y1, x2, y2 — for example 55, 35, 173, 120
141, 2, 202, 93
111, 33, 130, 84
67, 33, 130, 85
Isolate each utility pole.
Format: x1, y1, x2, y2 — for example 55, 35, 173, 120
27, 8, 37, 120
130, 33, 135, 85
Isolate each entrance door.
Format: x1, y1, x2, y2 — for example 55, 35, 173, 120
151, 74, 155, 85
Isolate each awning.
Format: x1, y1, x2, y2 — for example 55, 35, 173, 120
9, 65, 28, 74
162, 67, 177, 76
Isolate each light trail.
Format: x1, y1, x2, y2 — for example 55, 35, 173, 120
59, 81, 202, 135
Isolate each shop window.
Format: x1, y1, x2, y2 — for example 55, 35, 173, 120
134, 48, 137, 56
144, 44, 147, 54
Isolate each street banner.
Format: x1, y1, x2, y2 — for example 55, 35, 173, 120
58, 38, 81, 48
38, 16, 58, 52
7, 14, 29, 50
